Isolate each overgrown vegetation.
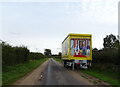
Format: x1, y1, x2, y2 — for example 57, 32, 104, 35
2, 58, 47, 85
2, 42, 46, 66
84, 34, 119, 85
2, 42, 29, 66
92, 48, 118, 72
52, 52, 62, 63
81, 69, 119, 85
53, 57, 62, 63
1, 41, 47, 85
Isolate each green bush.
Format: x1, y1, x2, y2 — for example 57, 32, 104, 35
28, 52, 46, 60
92, 48, 118, 64
2, 42, 30, 66
1, 41, 46, 72
92, 47, 118, 73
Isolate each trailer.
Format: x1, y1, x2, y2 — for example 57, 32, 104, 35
62, 33, 92, 70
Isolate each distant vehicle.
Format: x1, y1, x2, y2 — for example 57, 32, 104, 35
62, 33, 92, 70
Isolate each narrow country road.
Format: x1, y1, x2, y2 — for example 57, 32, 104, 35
14, 58, 93, 85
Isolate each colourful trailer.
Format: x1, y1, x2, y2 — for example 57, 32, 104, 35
62, 33, 92, 70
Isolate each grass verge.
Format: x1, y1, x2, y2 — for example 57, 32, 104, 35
81, 69, 119, 86
2, 58, 48, 85
53, 57, 63, 63
53, 58, 119, 86
54, 58, 119, 86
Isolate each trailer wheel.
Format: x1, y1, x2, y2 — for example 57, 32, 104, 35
64, 64, 66, 67
87, 62, 91, 68
63, 61, 66, 67
72, 63, 75, 70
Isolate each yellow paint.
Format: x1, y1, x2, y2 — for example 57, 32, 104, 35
62, 33, 92, 61
69, 33, 92, 37
70, 36, 91, 39
62, 57, 92, 60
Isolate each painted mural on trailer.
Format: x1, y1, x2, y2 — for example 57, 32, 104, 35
70, 38, 90, 57
62, 38, 68, 56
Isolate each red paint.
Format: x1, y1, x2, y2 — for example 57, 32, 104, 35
74, 55, 86, 57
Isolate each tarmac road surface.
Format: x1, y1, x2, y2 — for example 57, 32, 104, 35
14, 58, 93, 85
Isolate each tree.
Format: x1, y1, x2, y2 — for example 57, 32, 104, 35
58, 52, 62, 56
92, 48, 98, 51
103, 34, 119, 49
58, 52, 62, 58
44, 49, 51, 57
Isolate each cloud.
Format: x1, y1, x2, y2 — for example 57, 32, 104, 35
64, 0, 118, 24
1, 1, 118, 54
9, 32, 21, 35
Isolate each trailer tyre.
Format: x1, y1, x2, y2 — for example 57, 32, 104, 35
63, 61, 66, 67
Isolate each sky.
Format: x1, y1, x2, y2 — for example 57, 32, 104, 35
0, 0, 119, 54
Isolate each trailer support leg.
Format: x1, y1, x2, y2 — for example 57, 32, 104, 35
72, 63, 74, 70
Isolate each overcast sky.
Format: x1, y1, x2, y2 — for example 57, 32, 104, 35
0, 0, 118, 54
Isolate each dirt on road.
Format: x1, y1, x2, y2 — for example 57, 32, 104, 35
13, 59, 49, 85
13, 58, 111, 86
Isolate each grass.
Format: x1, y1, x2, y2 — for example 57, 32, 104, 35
54, 58, 119, 86
53, 57, 63, 63
81, 69, 119, 86
2, 58, 48, 85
